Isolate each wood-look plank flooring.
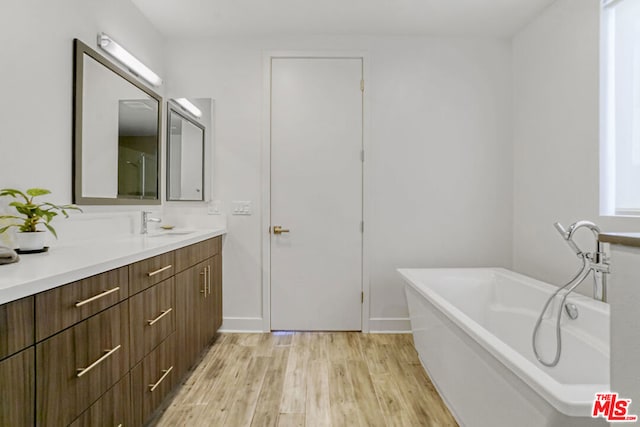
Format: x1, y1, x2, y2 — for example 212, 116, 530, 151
154, 333, 457, 427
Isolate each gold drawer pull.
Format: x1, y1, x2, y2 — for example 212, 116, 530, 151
76, 345, 121, 377
147, 308, 173, 326
75, 287, 120, 307
147, 265, 172, 277
149, 366, 173, 392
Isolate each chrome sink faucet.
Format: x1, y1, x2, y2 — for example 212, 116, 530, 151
554, 220, 610, 302
141, 211, 161, 234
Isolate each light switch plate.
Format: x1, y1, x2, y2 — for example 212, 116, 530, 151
231, 200, 252, 215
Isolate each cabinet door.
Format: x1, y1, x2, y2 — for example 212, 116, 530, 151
0, 348, 34, 427
212, 253, 223, 332
36, 301, 130, 426
201, 255, 222, 346
174, 261, 206, 380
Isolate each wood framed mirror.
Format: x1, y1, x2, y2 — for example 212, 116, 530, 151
166, 103, 206, 201
73, 39, 162, 205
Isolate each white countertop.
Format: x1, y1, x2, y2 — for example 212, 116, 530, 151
0, 228, 226, 305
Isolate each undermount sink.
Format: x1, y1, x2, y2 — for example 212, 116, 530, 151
146, 230, 195, 237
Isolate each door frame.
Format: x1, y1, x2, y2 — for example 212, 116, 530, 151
261, 50, 371, 332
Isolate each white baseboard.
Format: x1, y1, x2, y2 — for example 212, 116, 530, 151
368, 317, 412, 333
219, 317, 265, 333
218, 316, 412, 334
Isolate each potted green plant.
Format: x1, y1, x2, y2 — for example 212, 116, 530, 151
0, 188, 82, 251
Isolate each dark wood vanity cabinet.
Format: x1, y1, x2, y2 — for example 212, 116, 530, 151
175, 261, 206, 380
0, 348, 34, 427
0, 235, 222, 427
35, 266, 129, 342
0, 296, 34, 359
174, 239, 222, 381
129, 252, 175, 295
131, 332, 176, 426
211, 253, 223, 333
129, 277, 176, 365
68, 373, 131, 427
36, 301, 130, 426
0, 296, 34, 427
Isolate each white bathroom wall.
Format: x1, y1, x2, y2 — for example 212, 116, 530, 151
512, 0, 640, 290
164, 36, 513, 331
0, 0, 165, 205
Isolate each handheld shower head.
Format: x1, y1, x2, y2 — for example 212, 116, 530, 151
553, 221, 583, 256
553, 222, 568, 238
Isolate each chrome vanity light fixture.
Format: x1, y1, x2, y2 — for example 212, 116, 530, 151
173, 98, 203, 118
96, 33, 162, 87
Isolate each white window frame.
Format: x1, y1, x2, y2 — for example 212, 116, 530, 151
600, 0, 640, 216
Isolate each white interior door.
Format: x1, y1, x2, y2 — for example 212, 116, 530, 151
270, 57, 363, 331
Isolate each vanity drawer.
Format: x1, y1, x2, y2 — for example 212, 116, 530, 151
174, 236, 221, 273
0, 296, 34, 360
70, 373, 131, 427
132, 332, 176, 426
130, 277, 176, 365
35, 266, 129, 341
36, 301, 130, 427
130, 251, 175, 295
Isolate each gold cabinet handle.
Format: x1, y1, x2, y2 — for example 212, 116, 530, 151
149, 366, 173, 392
147, 265, 172, 277
147, 308, 173, 326
76, 345, 121, 377
272, 226, 290, 235
200, 269, 206, 297
75, 287, 120, 307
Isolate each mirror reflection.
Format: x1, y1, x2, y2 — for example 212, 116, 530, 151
74, 39, 162, 205
117, 98, 159, 199
167, 99, 208, 201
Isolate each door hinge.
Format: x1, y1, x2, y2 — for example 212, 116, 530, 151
361, 291, 364, 303
360, 150, 364, 162
360, 221, 364, 233
360, 79, 364, 92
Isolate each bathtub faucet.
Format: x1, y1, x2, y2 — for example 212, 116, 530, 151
553, 220, 610, 302
532, 221, 610, 367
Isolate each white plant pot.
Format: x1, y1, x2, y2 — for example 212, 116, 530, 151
16, 231, 47, 251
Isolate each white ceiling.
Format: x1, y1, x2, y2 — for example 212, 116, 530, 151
131, 0, 557, 39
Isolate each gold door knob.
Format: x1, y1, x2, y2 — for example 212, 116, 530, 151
273, 226, 290, 235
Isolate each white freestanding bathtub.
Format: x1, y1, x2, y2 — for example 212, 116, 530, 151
399, 268, 609, 427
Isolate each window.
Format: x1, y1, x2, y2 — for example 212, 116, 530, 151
601, 0, 640, 215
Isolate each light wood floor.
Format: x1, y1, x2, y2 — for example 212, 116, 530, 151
154, 333, 457, 427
